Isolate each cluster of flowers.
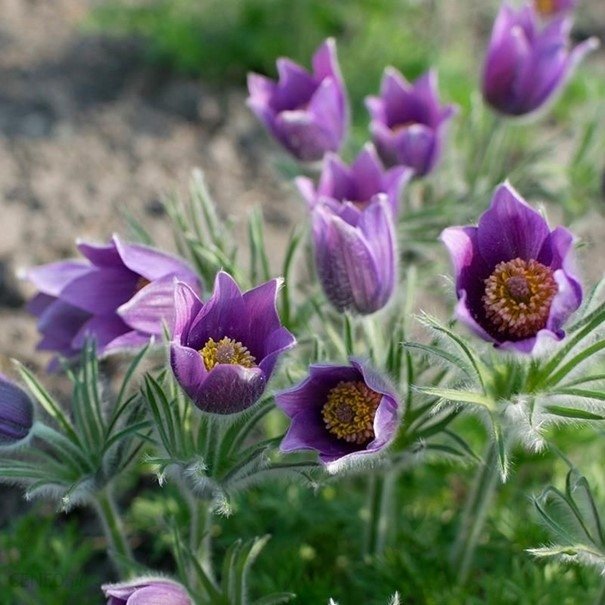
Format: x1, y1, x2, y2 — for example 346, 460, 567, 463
0, 1, 598, 603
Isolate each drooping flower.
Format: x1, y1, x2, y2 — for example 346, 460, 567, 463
25, 235, 200, 364
276, 358, 400, 471
102, 578, 192, 605
311, 194, 397, 315
482, 3, 598, 116
534, 0, 577, 18
365, 68, 456, 177
0, 375, 34, 449
170, 272, 296, 414
247, 38, 348, 162
295, 143, 413, 216
440, 183, 582, 353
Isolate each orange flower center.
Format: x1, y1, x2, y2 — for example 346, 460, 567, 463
322, 380, 382, 445
199, 337, 256, 370
534, 0, 556, 16
482, 258, 557, 339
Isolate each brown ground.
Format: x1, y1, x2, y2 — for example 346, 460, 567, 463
0, 0, 305, 373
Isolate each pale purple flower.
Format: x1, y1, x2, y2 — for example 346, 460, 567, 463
365, 68, 456, 177
102, 578, 191, 605
276, 358, 400, 471
295, 143, 413, 216
482, 3, 598, 116
0, 374, 33, 449
25, 235, 200, 364
440, 183, 582, 353
247, 38, 348, 161
170, 272, 296, 414
311, 195, 397, 315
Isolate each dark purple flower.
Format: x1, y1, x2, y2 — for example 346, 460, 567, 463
482, 3, 598, 116
295, 143, 413, 216
365, 68, 456, 177
276, 358, 400, 471
25, 235, 200, 364
0, 375, 33, 449
440, 183, 582, 353
534, 0, 577, 18
247, 38, 348, 162
311, 195, 396, 315
102, 578, 191, 605
170, 272, 296, 414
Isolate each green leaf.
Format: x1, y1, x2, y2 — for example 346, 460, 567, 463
414, 386, 494, 409
544, 405, 605, 420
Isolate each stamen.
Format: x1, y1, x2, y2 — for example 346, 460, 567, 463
534, 0, 555, 16
134, 276, 150, 292
322, 381, 382, 445
199, 337, 256, 370
482, 258, 557, 340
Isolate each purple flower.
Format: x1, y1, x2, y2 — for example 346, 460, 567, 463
534, 0, 577, 18
311, 195, 397, 315
170, 272, 296, 414
0, 375, 33, 449
365, 68, 456, 177
25, 235, 200, 364
276, 358, 400, 471
440, 183, 582, 353
482, 3, 598, 116
295, 143, 413, 216
102, 578, 191, 605
247, 38, 348, 162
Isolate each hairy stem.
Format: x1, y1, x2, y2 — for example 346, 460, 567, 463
189, 495, 213, 580
363, 470, 397, 558
595, 577, 605, 605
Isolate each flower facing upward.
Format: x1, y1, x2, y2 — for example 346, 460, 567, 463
295, 143, 413, 216
441, 183, 582, 353
103, 578, 191, 605
25, 235, 200, 365
365, 68, 456, 177
311, 195, 397, 315
276, 359, 399, 471
0, 375, 33, 449
482, 3, 597, 116
170, 272, 296, 414
247, 38, 348, 162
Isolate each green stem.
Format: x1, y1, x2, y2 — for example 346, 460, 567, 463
363, 470, 397, 558
594, 577, 605, 605
450, 443, 500, 585
189, 496, 213, 580
94, 487, 134, 577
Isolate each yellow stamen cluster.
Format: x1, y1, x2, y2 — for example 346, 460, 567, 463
482, 257, 557, 339
322, 380, 382, 445
199, 337, 256, 370
534, 0, 556, 16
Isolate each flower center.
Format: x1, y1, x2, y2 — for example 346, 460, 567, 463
534, 0, 556, 16
482, 258, 558, 340
134, 276, 150, 292
321, 380, 382, 445
199, 337, 256, 370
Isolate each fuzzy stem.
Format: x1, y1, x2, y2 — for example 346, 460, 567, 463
450, 443, 500, 585
363, 470, 397, 558
189, 495, 213, 580
594, 577, 605, 605
94, 486, 134, 577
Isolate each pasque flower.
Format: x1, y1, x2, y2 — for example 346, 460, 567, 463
247, 38, 348, 161
0, 375, 34, 449
311, 194, 397, 315
170, 272, 296, 414
482, 3, 597, 116
365, 68, 456, 177
103, 578, 192, 605
25, 235, 200, 364
276, 358, 400, 471
441, 183, 582, 353
295, 143, 413, 216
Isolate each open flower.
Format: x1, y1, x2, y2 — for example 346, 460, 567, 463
534, 0, 577, 18
295, 143, 413, 216
170, 272, 296, 414
0, 375, 34, 449
103, 578, 191, 605
365, 68, 456, 177
311, 195, 397, 315
441, 183, 582, 353
247, 38, 348, 161
276, 359, 399, 471
482, 3, 598, 116
25, 235, 200, 365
